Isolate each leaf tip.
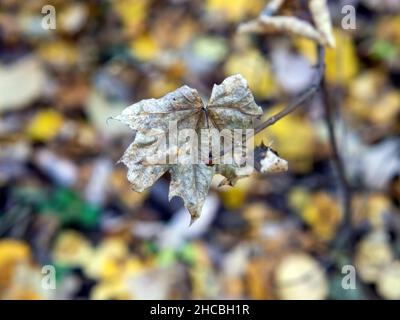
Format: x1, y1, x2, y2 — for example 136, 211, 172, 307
189, 214, 198, 227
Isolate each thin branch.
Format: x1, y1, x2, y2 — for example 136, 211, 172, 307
254, 45, 325, 135
321, 76, 353, 253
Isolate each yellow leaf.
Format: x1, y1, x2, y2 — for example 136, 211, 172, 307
131, 34, 160, 62
296, 29, 359, 85
0, 239, 31, 294
355, 230, 393, 283
53, 230, 93, 268
352, 193, 392, 229
377, 15, 400, 45
371, 91, 400, 125
115, 0, 148, 34
275, 253, 328, 300
90, 278, 130, 300
206, 0, 264, 23
84, 237, 129, 280
147, 76, 181, 99
346, 71, 400, 125
27, 110, 63, 141
289, 187, 311, 212
301, 192, 342, 241
325, 29, 359, 85
38, 41, 79, 68
219, 176, 255, 210
224, 48, 277, 99
0, 239, 30, 267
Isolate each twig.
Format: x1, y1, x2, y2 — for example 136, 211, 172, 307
321, 75, 353, 253
261, 0, 285, 16
319, 66, 377, 299
254, 45, 325, 135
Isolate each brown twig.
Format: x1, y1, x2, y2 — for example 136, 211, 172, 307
321, 75, 353, 253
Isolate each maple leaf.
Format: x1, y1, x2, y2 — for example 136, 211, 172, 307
114, 74, 262, 225
239, 0, 335, 48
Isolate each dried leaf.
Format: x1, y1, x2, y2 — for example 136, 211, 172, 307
301, 192, 342, 241
114, 74, 262, 224
238, 0, 335, 48
207, 74, 262, 131
377, 261, 400, 300
239, 15, 324, 44
355, 230, 394, 283
169, 164, 215, 225
254, 143, 288, 174
309, 0, 335, 48
275, 253, 328, 300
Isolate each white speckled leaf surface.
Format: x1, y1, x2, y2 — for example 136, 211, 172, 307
115, 74, 262, 224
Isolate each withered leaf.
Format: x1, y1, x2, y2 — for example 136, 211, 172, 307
309, 0, 335, 48
114, 74, 262, 224
239, 0, 335, 48
239, 15, 323, 44
118, 131, 169, 192
169, 163, 215, 225
114, 85, 203, 132
254, 143, 288, 174
207, 74, 263, 131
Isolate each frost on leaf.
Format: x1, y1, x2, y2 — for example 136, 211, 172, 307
114, 74, 262, 225
118, 131, 169, 192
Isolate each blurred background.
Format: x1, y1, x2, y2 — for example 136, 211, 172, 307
0, 0, 400, 300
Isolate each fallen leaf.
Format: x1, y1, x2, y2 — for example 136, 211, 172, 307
27, 110, 63, 142
355, 230, 394, 283
377, 261, 400, 300
0, 57, 46, 112
274, 252, 328, 300
301, 192, 342, 241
